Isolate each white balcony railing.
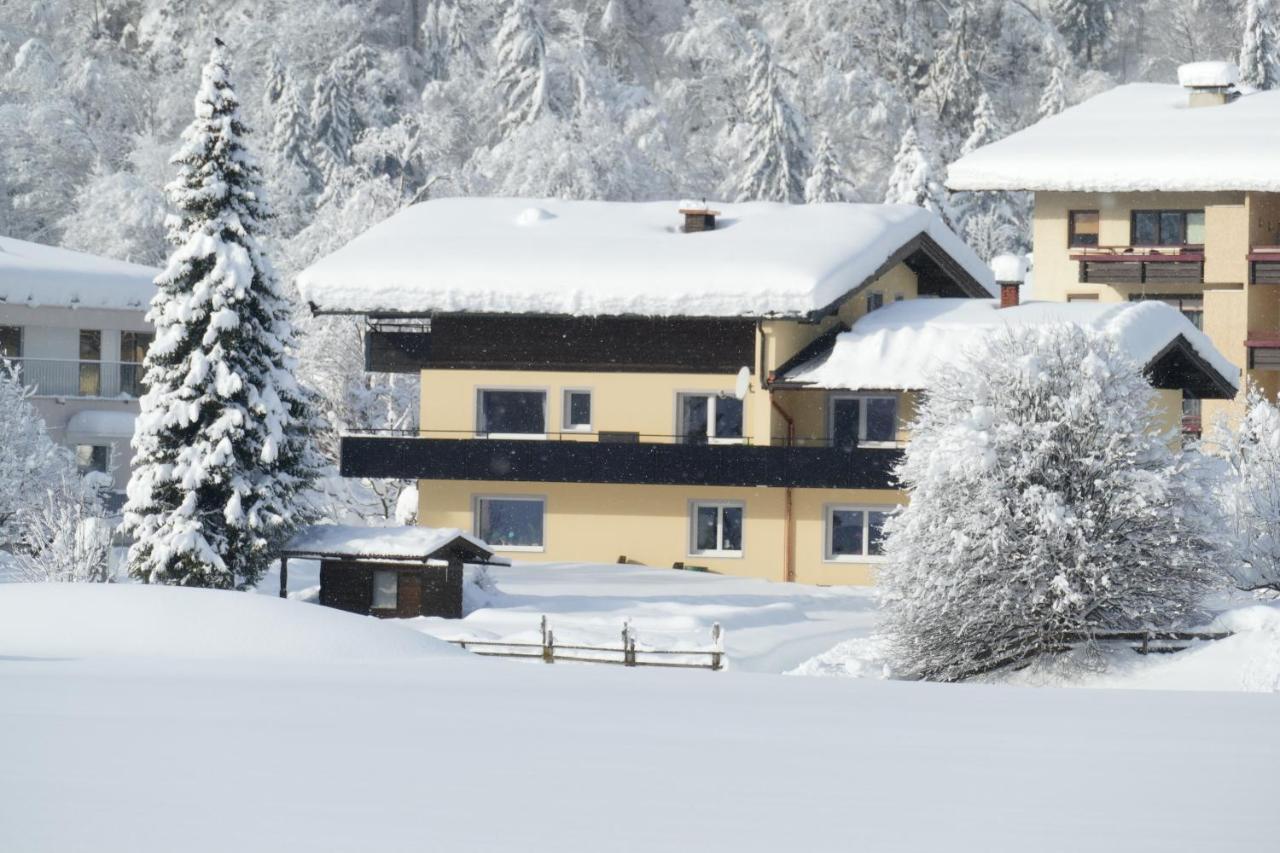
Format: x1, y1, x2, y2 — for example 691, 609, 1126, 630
7, 358, 145, 399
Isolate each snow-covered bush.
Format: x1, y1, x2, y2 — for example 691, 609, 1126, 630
0, 360, 77, 545
122, 43, 323, 590
14, 471, 115, 583
881, 324, 1224, 681
1216, 388, 1280, 593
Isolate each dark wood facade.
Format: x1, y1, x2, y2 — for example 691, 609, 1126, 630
1075, 254, 1205, 285
319, 560, 464, 619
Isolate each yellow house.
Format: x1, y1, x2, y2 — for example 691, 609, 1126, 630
297, 198, 996, 585
948, 61, 1280, 434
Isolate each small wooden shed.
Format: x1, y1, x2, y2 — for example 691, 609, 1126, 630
281, 525, 505, 619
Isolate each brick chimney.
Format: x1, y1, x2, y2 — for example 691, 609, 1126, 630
679, 201, 720, 232
990, 253, 1028, 309
1178, 61, 1240, 108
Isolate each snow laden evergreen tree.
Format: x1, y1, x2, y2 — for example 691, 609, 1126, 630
1239, 0, 1280, 90
267, 72, 322, 235
956, 93, 1020, 258
123, 41, 322, 590
804, 131, 855, 203
884, 121, 954, 227
310, 59, 355, 177
1051, 0, 1114, 66
422, 0, 476, 82
494, 0, 551, 134
881, 325, 1222, 681
0, 361, 77, 545
733, 30, 810, 204
1217, 388, 1280, 592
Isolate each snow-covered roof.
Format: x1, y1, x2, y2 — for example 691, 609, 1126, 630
283, 524, 503, 562
66, 410, 138, 441
777, 298, 1239, 394
947, 83, 1280, 193
0, 236, 158, 311
1178, 61, 1238, 88
296, 198, 995, 319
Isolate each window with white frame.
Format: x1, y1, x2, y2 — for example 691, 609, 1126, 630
476, 389, 547, 437
563, 389, 592, 431
677, 393, 744, 444
825, 505, 892, 561
689, 501, 744, 557
475, 496, 545, 550
371, 570, 398, 609
829, 394, 898, 449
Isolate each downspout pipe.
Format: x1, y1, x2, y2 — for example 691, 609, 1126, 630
769, 395, 797, 583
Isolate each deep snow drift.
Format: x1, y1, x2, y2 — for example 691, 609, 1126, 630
1, 581, 1276, 853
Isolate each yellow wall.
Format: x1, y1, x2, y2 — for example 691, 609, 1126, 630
771, 388, 916, 445
418, 478, 903, 585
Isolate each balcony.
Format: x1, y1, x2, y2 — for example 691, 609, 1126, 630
1248, 247, 1280, 284
1071, 246, 1205, 285
7, 358, 145, 399
339, 432, 901, 490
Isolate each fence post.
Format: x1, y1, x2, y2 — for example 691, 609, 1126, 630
543, 629, 555, 664
710, 622, 723, 671
541, 615, 548, 647
1141, 633, 1150, 655
622, 622, 636, 667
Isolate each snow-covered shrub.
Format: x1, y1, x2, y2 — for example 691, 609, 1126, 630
881, 324, 1224, 682
14, 471, 115, 583
1217, 388, 1280, 593
0, 360, 77, 545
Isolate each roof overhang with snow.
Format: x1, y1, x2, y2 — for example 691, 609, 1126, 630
772, 299, 1239, 399
946, 83, 1280, 193
295, 198, 995, 321
282, 524, 507, 565
0, 236, 158, 312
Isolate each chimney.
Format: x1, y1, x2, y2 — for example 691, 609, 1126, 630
679, 201, 720, 232
990, 253, 1028, 309
1177, 61, 1240, 108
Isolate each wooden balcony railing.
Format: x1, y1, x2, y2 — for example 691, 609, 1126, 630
1071, 245, 1205, 285
1248, 246, 1280, 284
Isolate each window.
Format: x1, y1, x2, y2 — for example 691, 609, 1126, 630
689, 501, 743, 557
1128, 294, 1203, 330
1131, 210, 1205, 246
825, 505, 893, 561
866, 291, 885, 312
563, 389, 592, 432
120, 331, 153, 397
1067, 294, 1099, 302
371, 570, 398, 609
893, 293, 906, 303
1068, 210, 1099, 247
0, 326, 21, 358
477, 389, 546, 437
475, 496, 545, 551
75, 445, 110, 474
829, 394, 898, 449
677, 393, 744, 444
79, 330, 102, 396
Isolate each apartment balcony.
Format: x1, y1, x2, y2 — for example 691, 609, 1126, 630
1248, 247, 1280, 284
1071, 246, 1205, 285
7, 358, 145, 399
339, 431, 901, 490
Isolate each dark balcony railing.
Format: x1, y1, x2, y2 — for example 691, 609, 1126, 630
1248, 247, 1280, 284
1072, 246, 1205, 285
339, 433, 901, 490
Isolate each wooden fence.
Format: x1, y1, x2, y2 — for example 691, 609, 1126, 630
1088, 630, 1233, 655
447, 616, 725, 671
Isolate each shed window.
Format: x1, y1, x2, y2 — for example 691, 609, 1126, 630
826, 506, 893, 561
563, 389, 592, 431
0, 326, 20, 358
1068, 211, 1099, 247
372, 570, 398, 609
677, 393, 743, 444
477, 389, 546, 437
475, 496, 545, 550
690, 501, 743, 557
1132, 210, 1205, 246
829, 394, 898, 448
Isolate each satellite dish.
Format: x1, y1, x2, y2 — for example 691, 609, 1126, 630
734, 366, 751, 400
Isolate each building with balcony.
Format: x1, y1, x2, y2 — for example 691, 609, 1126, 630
0, 236, 157, 495
947, 61, 1280, 434
297, 198, 1235, 585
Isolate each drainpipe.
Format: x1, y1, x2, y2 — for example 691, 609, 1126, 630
770, 395, 796, 583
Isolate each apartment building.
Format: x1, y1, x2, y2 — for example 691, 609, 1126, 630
0, 236, 157, 496
948, 61, 1280, 434
298, 198, 1233, 585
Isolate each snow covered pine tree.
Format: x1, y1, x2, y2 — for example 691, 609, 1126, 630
1239, 0, 1280, 91
881, 325, 1222, 681
123, 40, 321, 590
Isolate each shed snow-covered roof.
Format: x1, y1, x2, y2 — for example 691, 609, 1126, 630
296, 198, 995, 319
282, 524, 504, 563
947, 83, 1280, 193
0, 236, 158, 311
777, 299, 1239, 396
